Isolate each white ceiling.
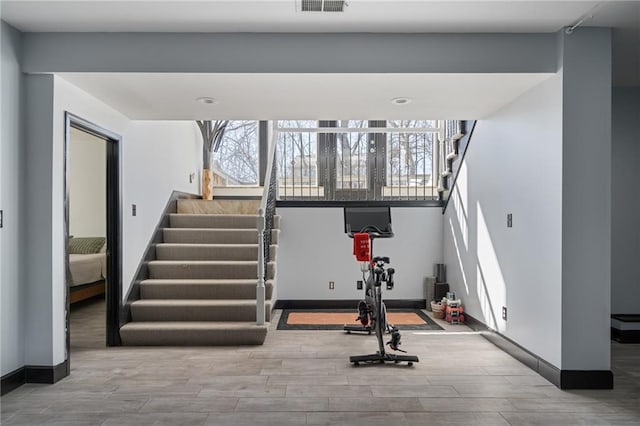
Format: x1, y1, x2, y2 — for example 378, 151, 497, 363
59, 73, 553, 120
0, 1, 607, 33
2, 1, 637, 119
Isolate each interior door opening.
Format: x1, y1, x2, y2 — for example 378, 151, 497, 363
64, 113, 122, 371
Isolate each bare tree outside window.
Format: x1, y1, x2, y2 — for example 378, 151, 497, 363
387, 120, 436, 187
214, 120, 259, 185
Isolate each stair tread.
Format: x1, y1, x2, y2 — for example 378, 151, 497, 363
170, 213, 260, 218
148, 260, 267, 264
156, 243, 260, 247
163, 228, 259, 232
121, 321, 269, 330
141, 279, 273, 284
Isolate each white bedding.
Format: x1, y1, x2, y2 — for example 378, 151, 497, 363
69, 253, 106, 287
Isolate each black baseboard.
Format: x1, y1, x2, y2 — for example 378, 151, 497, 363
274, 299, 426, 310
1, 360, 69, 395
1, 367, 26, 396
465, 313, 613, 390
25, 360, 69, 384
611, 314, 640, 343
560, 370, 613, 390
611, 328, 640, 343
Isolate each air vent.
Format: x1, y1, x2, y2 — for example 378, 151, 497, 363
300, 0, 346, 12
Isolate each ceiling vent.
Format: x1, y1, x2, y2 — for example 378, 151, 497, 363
299, 0, 347, 12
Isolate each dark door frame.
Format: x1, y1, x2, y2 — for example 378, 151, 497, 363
64, 112, 122, 360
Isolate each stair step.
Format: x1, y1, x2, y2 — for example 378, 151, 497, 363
148, 260, 276, 280
130, 299, 272, 322
177, 199, 261, 215
155, 243, 277, 261
163, 228, 279, 245
169, 214, 280, 229
120, 321, 269, 346
140, 279, 274, 299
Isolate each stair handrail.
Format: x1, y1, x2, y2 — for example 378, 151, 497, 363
256, 121, 279, 325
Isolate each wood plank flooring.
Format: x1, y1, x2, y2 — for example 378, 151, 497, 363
2, 297, 640, 425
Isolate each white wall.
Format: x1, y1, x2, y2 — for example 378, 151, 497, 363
611, 87, 640, 314
277, 207, 443, 301
121, 120, 200, 295
443, 74, 563, 367
1, 21, 25, 377
69, 127, 106, 238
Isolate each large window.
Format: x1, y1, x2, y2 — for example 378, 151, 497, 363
276, 120, 440, 201
214, 120, 258, 185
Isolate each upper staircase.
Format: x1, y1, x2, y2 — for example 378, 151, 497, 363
120, 199, 278, 346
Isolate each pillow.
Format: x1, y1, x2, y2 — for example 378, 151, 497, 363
69, 237, 106, 254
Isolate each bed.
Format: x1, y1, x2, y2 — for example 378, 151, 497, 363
68, 237, 107, 304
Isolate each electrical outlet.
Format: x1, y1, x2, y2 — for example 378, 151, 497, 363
502, 306, 508, 321
356, 280, 363, 290
507, 213, 513, 228
132, 204, 137, 216
329, 281, 335, 290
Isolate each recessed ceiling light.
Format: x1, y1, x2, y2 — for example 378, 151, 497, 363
196, 97, 217, 105
391, 97, 412, 105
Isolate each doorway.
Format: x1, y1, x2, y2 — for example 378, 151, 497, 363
64, 112, 122, 365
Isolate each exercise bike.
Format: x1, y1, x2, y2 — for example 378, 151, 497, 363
343, 207, 419, 366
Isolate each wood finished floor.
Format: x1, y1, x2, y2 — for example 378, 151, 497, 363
2, 297, 640, 425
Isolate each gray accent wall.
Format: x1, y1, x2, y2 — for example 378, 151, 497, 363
1, 21, 25, 377
21, 32, 557, 74
23, 74, 56, 366
611, 87, 640, 314
560, 28, 612, 371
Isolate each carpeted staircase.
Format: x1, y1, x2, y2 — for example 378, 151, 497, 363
120, 200, 278, 346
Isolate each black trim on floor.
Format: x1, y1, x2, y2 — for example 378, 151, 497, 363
25, 361, 69, 384
274, 299, 426, 310
1, 367, 25, 396
1, 360, 70, 395
276, 200, 443, 208
465, 313, 613, 390
611, 314, 640, 322
611, 328, 640, 343
560, 370, 614, 390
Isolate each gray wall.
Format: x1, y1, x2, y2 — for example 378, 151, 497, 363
560, 28, 612, 371
1, 21, 25, 377
23, 74, 56, 366
21, 32, 557, 74
611, 87, 640, 314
